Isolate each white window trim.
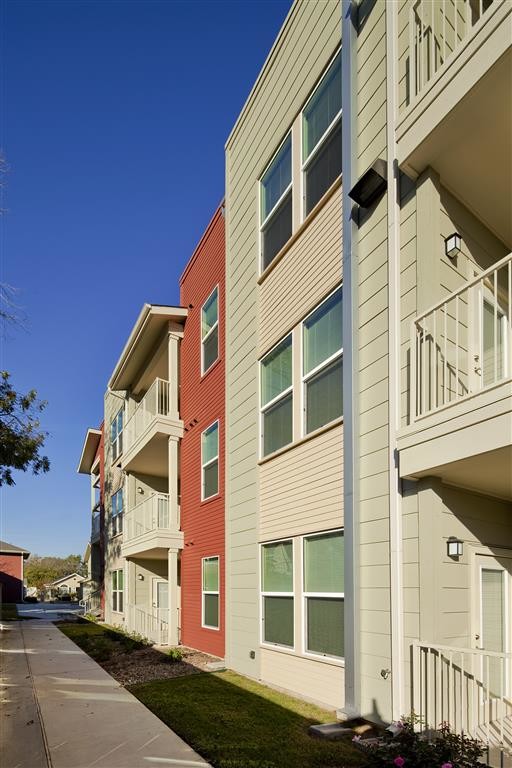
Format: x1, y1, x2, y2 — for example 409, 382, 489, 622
201, 420, 219, 501
301, 48, 342, 221
301, 287, 343, 437
111, 488, 123, 537
301, 528, 345, 663
202, 555, 220, 630
260, 538, 295, 651
112, 568, 124, 614
201, 285, 220, 376
111, 408, 124, 463
259, 334, 294, 459
259, 132, 293, 274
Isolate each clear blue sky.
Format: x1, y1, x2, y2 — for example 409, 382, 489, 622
0, 0, 291, 557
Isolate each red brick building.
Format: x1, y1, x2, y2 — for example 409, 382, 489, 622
179, 204, 225, 658
0, 540, 30, 603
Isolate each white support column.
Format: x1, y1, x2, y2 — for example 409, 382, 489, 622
168, 436, 180, 531
167, 325, 182, 418
168, 548, 179, 646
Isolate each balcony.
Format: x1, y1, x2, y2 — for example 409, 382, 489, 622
91, 511, 101, 543
397, 253, 512, 498
122, 492, 182, 558
122, 378, 183, 476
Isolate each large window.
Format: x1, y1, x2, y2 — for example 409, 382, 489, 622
302, 50, 342, 216
112, 569, 124, 613
260, 335, 293, 457
302, 288, 343, 434
111, 489, 123, 536
201, 287, 219, 374
111, 408, 123, 462
261, 540, 294, 648
260, 134, 292, 271
303, 530, 344, 658
201, 421, 219, 500
202, 556, 220, 629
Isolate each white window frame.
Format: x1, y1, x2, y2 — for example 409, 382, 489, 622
201, 285, 219, 375
259, 132, 293, 274
201, 420, 219, 501
300, 48, 342, 221
259, 334, 294, 459
301, 528, 344, 663
111, 408, 124, 463
260, 538, 295, 651
112, 568, 124, 613
202, 556, 220, 630
111, 488, 123, 537
301, 287, 343, 437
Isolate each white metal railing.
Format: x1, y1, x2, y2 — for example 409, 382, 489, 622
124, 493, 180, 542
124, 378, 173, 453
91, 512, 101, 542
80, 587, 102, 615
411, 253, 512, 420
413, 642, 512, 761
407, 0, 497, 107
126, 604, 169, 645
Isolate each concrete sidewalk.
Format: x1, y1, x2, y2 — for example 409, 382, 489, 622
1, 620, 209, 768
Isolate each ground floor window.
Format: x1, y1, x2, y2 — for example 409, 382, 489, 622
261, 539, 294, 648
303, 530, 344, 658
112, 569, 123, 612
202, 556, 219, 629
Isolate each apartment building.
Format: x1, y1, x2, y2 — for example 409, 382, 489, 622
78, 425, 105, 615
179, 204, 226, 659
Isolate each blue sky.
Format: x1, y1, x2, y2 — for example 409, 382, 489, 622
0, 0, 290, 557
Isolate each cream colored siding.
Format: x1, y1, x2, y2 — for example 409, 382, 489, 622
225, 0, 341, 680
260, 426, 343, 542
260, 649, 344, 710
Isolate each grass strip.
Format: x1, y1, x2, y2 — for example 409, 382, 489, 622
129, 670, 364, 768
58, 619, 146, 661
0, 603, 18, 621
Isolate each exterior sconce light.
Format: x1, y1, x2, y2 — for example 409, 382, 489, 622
137, 486, 144, 494
137, 573, 144, 581
447, 537, 463, 559
348, 158, 387, 208
445, 233, 461, 259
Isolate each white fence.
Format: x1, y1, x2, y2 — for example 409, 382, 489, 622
411, 253, 512, 420
124, 378, 172, 452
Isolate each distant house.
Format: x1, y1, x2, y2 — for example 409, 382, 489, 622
44, 572, 86, 600
0, 540, 30, 603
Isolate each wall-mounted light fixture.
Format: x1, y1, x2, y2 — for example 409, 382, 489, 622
137, 573, 144, 581
348, 158, 387, 208
137, 486, 144, 495
447, 536, 463, 559
445, 233, 461, 259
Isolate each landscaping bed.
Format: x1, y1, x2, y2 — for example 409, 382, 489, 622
0, 603, 18, 621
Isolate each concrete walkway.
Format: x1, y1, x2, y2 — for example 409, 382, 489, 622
1, 620, 209, 768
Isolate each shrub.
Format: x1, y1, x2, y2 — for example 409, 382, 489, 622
356, 714, 484, 768
166, 647, 184, 663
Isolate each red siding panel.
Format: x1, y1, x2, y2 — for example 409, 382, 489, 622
0, 553, 24, 602
180, 204, 226, 658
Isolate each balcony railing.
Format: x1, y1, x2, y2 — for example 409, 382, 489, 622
413, 642, 512, 761
411, 253, 512, 420
124, 378, 173, 453
124, 493, 179, 543
405, 0, 497, 108
126, 604, 169, 645
91, 512, 101, 542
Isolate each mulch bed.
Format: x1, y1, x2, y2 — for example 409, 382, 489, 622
100, 644, 220, 686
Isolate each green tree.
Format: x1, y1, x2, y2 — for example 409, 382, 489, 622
25, 554, 86, 591
0, 371, 50, 486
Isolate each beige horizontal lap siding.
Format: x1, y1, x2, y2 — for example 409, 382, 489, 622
260, 425, 343, 542
258, 187, 342, 355
260, 648, 344, 710
225, 0, 341, 678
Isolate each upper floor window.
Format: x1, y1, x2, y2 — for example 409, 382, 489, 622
302, 50, 342, 216
201, 421, 219, 500
111, 489, 123, 536
260, 134, 292, 271
302, 288, 343, 434
111, 408, 123, 462
201, 287, 219, 374
260, 335, 293, 457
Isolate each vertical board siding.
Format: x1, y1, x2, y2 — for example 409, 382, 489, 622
180, 207, 226, 660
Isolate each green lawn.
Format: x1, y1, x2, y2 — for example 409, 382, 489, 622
0, 603, 18, 621
130, 671, 364, 768
58, 619, 146, 661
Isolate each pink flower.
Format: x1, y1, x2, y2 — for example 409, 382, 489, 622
441, 764, 453, 768
393, 758, 405, 767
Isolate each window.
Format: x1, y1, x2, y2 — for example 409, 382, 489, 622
112, 569, 124, 612
111, 489, 123, 536
111, 408, 123, 462
201, 421, 219, 500
303, 530, 344, 658
202, 556, 220, 629
302, 50, 342, 216
261, 540, 294, 647
260, 134, 292, 271
302, 288, 343, 434
260, 335, 293, 457
201, 287, 219, 374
